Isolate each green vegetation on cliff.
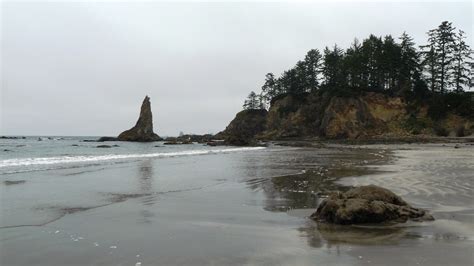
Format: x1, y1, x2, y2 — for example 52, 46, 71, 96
221, 21, 473, 144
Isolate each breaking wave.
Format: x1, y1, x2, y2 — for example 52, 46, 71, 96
0, 147, 265, 168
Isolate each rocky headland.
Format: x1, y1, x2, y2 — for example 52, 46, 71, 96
218, 91, 473, 146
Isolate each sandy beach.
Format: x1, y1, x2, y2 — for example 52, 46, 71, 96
1, 139, 472, 265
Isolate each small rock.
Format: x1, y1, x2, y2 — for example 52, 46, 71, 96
96, 145, 112, 148
4, 180, 26, 185
97, 136, 119, 142
311, 185, 434, 225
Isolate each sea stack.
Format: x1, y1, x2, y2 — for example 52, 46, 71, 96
117, 96, 162, 142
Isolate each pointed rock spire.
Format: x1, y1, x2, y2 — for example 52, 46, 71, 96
117, 96, 162, 142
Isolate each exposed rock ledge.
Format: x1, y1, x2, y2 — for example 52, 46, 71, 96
311, 185, 434, 225
117, 96, 162, 142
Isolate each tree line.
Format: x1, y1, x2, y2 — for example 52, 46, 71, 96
243, 21, 473, 111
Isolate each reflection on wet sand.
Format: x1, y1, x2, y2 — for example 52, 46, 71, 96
246, 147, 391, 212
243, 144, 474, 256
243, 146, 420, 247
299, 222, 410, 248
138, 159, 153, 193
137, 159, 156, 223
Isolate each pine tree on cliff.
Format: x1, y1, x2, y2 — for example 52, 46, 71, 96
381, 35, 402, 91
344, 38, 363, 88
322, 45, 345, 88
295, 60, 309, 92
303, 49, 323, 92
261, 73, 277, 102
361, 35, 384, 91
399, 32, 420, 91
451, 30, 473, 92
279, 68, 306, 95
243, 91, 260, 110
421, 21, 457, 93
420, 44, 438, 92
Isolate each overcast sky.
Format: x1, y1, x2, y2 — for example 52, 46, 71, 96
1, 1, 472, 136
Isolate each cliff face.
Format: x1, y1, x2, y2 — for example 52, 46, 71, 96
221, 91, 473, 143
319, 93, 408, 138
264, 92, 473, 139
118, 96, 162, 142
217, 109, 268, 145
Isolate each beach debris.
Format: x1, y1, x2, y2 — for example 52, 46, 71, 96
110, 246, 117, 249
311, 185, 434, 224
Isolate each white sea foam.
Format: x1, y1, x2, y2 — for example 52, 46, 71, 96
0, 147, 265, 168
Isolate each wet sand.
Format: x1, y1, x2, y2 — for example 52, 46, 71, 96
1, 143, 473, 265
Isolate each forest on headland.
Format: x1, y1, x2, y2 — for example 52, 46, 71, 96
219, 21, 473, 145
243, 21, 472, 116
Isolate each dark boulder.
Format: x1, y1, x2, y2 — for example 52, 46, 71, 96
311, 185, 433, 225
117, 96, 162, 142
98, 136, 119, 142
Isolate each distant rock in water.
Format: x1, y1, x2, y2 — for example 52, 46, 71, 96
97, 136, 119, 142
4, 180, 26, 186
216, 109, 268, 146
117, 96, 162, 142
311, 185, 434, 225
95, 144, 119, 148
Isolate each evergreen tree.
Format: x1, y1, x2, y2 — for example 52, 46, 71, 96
280, 68, 305, 95
261, 73, 277, 101
452, 30, 473, 92
303, 49, 323, 92
381, 35, 402, 92
344, 38, 363, 88
322, 45, 345, 88
399, 32, 420, 91
422, 21, 457, 92
361, 35, 384, 91
295, 60, 309, 92
420, 44, 439, 92
243, 91, 260, 110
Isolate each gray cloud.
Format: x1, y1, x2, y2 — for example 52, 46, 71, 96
1, 1, 472, 136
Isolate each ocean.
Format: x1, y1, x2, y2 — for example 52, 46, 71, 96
1, 137, 473, 265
